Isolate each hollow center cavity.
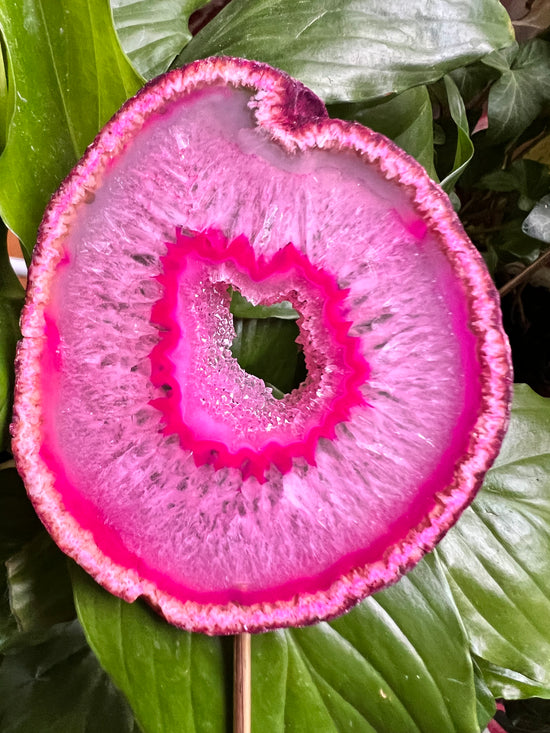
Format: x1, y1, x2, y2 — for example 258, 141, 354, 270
229, 291, 307, 397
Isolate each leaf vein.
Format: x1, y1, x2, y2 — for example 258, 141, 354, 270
470, 501, 550, 607
36, 0, 79, 158
369, 595, 459, 731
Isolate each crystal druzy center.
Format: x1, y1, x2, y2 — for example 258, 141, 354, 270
149, 228, 369, 481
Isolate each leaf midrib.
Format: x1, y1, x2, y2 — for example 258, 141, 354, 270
36, 0, 80, 159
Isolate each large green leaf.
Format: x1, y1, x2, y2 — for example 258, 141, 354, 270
0, 620, 138, 733
176, 0, 514, 103
111, 0, 209, 79
487, 39, 550, 143
0, 0, 142, 257
73, 554, 481, 732
281, 554, 481, 733
437, 385, 550, 699
0, 224, 24, 452
329, 85, 437, 179
231, 317, 305, 396
72, 566, 231, 733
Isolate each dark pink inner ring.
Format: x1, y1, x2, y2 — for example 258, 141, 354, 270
149, 228, 370, 482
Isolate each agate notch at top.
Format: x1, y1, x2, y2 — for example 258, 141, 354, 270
12, 56, 512, 634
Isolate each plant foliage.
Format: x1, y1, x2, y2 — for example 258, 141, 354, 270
1, 1, 550, 731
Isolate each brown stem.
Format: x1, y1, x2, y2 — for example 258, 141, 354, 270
499, 247, 550, 298
234, 633, 251, 733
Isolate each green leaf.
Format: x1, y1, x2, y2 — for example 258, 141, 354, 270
474, 658, 550, 701
176, 0, 514, 104
324, 554, 479, 733
329, 85, 437, 179
230, 290, 298, 320
0, 0, 142, 257
0, 40, 9, 152
0, 464, 41, 650
0, 467, 75, 650
481, 46, 516, 75
111, 0, 209, 80
6, 532, 75, 634
462, 159, 550, 265
490, 219, 545, 265
0, 223, 24, 451
72, 565, 230, 733
0, 568, 17, 651
74, 553, 479, 733
231, 318, 306, 396
487, 39, 550, 143
437, 384, 550, 699
476, 158, 550, 216
449, 59, 499, 107
0, 620, 138, 733
473, 661, 497, 731
523, 194, 550, 244
0, 465, 42, 565
439, 76, 475, 192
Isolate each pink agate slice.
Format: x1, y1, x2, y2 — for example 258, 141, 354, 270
12, 57, 512, 634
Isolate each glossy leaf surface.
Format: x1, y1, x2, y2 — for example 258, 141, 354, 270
111, 0, 209, 79
73, 554, 479, 732
0, 0, 142, 256
440, 75, 475, 191
437, 385, 550, 699
0, 39, 9, 151
73, 566, 231, 733
177, 0, 514, 103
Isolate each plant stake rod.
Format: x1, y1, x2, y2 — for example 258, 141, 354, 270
234, 633, 251, 733
499, 247, 550, 298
